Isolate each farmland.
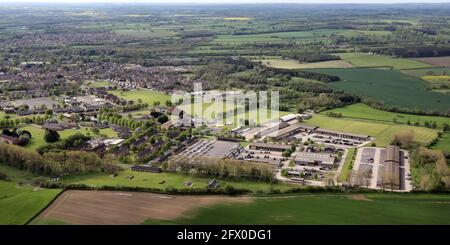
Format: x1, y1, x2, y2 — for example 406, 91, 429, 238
306, 68, 450, 112
303, 114, 439, 146
0, 181, 61, 225
413, 56, 450, 67
143, 193, 450, 225
108, 89, 171, 107
258, 59, 353, 69
337, 53, 434, 69
32, 190, 250, 225
320, 103, 450, 129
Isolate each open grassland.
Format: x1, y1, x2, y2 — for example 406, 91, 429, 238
304, 114, 439, 146
307, 68, 450, 112
61, 168, 296, 193
109, 89, 171, 106
21, 124, 117, 150
0, 181, 62, 225
143, 193, 450, 225
338, 148, 356, 183
321, 103, 450, 129
431, 133, 450, 153
257, 59, 353, 69
337, 53, 433, 69
413, 56, 450, 67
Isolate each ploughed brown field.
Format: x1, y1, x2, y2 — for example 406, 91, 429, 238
33, 190, 250, 225
413, 56, 450, 67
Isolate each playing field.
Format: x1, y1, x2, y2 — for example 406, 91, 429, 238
32, 190, 250, 225
61, 168, 296, 193
321, 103, 450, 129
306, 68, 450, 111
303, 114, 439, 146
108, 89, 171, 106
0, 181, 62, 225
143, 193, 450, 225
338, 53, 433, 69
258, 59, 353, 69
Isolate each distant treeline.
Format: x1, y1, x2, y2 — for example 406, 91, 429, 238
262, 67, 340, 83
284, 53, 341, 63
363, 46, 450, 58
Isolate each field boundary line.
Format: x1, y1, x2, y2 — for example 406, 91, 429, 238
24, 189, 66, 225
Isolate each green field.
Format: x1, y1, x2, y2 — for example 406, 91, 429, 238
304, 114, 438, 146
306, 68, 450, 112
321, 103, 450, 129
431, 133, 450, 153
338, 148, 356, 183
0, 181, 61, 225
212, 30, 391, 44
61, 168, 296, 193
401, 67, 450, 77
337, 53, 434, 69
21, 124, 117, 150
109, 89, 171, 106
257, 59, 353, 69
143, 193, 450, 224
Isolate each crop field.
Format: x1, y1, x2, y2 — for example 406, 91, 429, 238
143, 193, 450, 225
321, 103, 450, 129
0, 181, 62, 225
306, 68, 450, 111
61, 168, 296, 193
337, 53, 434, 69
211, 30, 391, 44
108, 89, 171, 106
21, 124, 117, 150
303, 114, 439, 146
413, 56, 450, 67
32, 190, 250, 225
400, 67, 450, 77
258, 59, 353, 69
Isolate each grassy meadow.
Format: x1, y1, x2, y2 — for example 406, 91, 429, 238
303, 114, 439, 146
61, 168, 296, 193
0, 181, 62, 225
108, 89, 171, 106
143, 193, 450, 225
21, 124, 117, 150
321, 103, 450, 129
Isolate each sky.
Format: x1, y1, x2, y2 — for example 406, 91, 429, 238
2, 0, 450, 4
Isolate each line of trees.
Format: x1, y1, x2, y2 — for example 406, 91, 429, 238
164, 157, 276, 183
0, 143, 120, 175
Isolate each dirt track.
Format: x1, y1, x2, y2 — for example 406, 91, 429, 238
34, 190, 251, 225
